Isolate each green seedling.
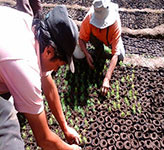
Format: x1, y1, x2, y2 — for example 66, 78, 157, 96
116, 91, 119, 100
119, 61, 125, 67
126, 111, 131, 116
81, 110, 85, 118
121, 77, 125, 83
120, 111, 126, 117
60, 93, 64, 98
87, 99, 94, 107
90, 118, 94, 122
111, 83, 115, 89
79, 134, 83, 144
69, 119, 74, 126
107, 91, 110, 98
80, 86, 84, 93
49, 118, 53, 125
29, 137, 33, 142
131, 84, 135, 89
104, 104, 108, 108
124, 97, 130, 106
66, 111, 71, 120
108, 106, 112, 112
22, 132, 26, 139
80, 94, 85, 102
74, 125, 80, 131
92, 107, 96, 112
83, 136, 87, 144
56, 79, 60, 85
22, 125, 26, 130
132, 104, 136, 114
112, 101, 117, 110
137, 107, 142, 114
134, 95, 137, 101
132, 73, 135, 80
137, 102, 142, 113
111, 89, 115, 96
97, 99, 101, 105
55, 129, 59, 134
104, 65, 107, 71
117, 102, 121, 110
26, 146, 30, 150
126, 75, 130, 82
67, 97, 71, 103
74, 105, 78, 112
62, 86, 66, 91
29, 129, 33, 135
74, 87, 78, 93
84, 120, 88, 127
134, 90, 138, 95
61, 102, 66, 112
128, 90, 133, 100
104, 45, 112, 54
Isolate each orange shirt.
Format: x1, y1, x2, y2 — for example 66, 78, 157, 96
79, 12, 124, 55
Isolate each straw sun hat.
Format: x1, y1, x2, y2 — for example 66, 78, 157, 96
90, 0, 119, 29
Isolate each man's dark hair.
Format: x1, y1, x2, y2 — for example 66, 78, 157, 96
33, 19, 67, 62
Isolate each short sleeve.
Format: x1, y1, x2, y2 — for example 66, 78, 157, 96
0, 60, 44, 114
79, 14, 92, 42
111, 16, 125, 56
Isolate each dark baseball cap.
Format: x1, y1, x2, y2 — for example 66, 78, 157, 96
45, 5, 78, 73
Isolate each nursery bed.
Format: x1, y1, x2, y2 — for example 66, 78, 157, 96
0, 0, 163, 150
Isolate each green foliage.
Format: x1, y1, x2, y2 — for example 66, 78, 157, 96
111, 83, 115, 89
83, 136, 87, 144
49, 118, 53, 125
69, 119, 74, 126
108, 106, 112, 112
120, 111, 125, 117
119, 61, 125, 67
87, 99, 94, 107
121, 77, 125, 83
132, 104, 136, 114
128, 90, 133, 100
22, 132, 27, 139
74, 125, 80, 131
126, 111, 131, 116
77, 106, 85, 117
111, 89, 115, 96
84, 120, 88, 127
117, 102, 121, 110
112, 101, 117, 110
66, 110, 71, 120
107, 91, 110, 98
29, 129, 33, 135
116, 91, 119, 100
26, 146, 30, 150
124, 97, 130, 106
104, 45, 112, 54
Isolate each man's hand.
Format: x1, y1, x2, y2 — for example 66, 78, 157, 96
64, 125, 80, 145
101, 77, 110, 96
86, 53, 94, 69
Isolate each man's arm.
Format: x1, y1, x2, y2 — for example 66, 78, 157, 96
79, 38, 94, 69
101, 54, 118, 95
24, 110, 81, 150
41, 74, 80, 144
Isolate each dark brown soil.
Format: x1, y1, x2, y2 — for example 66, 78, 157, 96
0, 0, 164, 150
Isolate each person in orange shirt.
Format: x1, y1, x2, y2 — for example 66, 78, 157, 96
78, 0, 125, 96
